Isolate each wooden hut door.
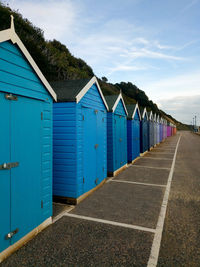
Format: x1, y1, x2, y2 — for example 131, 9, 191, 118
82, 107, 97, 193
0, 93, 42, 251
0, 92, 11, 252
10, 96, 42, 246
96, 110, 106, 184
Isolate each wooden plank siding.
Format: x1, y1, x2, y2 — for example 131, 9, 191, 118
0, 41, 50, 101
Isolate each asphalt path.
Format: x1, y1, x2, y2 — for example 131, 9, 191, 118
2, 132, 196, 267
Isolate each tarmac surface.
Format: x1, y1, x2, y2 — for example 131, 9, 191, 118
2, 131, 199, 266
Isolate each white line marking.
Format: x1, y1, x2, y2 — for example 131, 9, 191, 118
131, 165, 170, 171
64, 213, 156, 233
147, 134, 181, 267
142, 157, 172, 161
110, 179, 166, 188
53, 206, 75, 223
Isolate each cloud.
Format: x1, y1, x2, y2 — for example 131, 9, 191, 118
159, 95, 200, 125
6, 0, 80, 40
146, 70, 200, 101
180, 0, 199, 13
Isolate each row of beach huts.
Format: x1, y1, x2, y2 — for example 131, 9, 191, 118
0, 18, 176, 261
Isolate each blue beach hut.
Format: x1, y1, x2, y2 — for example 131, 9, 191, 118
160, 117, 163, 142
148, 111, 154, 149
153, 113, 157, 146
156, 114, 160, 144
126, 103, 141, 163
140, 107, 149, 154
52, 76, 108, 204
0, 17, 56, 261
105, 93, 128, 176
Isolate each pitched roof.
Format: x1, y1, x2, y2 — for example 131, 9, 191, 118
50, 79, 90, 102
104, 95, 119, 111
50, 76, 108, 110
0, 16, 56, 100
126, 103, 141, 120
139, 106, 148, 119
104, 93, 128, 115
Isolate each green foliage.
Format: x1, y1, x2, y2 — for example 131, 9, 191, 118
0, 2, 94, 81
0, 1, 189, 128
101, 76, 108, 82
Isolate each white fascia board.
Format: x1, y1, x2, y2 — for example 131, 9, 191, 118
0, 29, 57, 101
112, 93, 128, 116
132, 103, 141, 120
142, 107, 148, 120
148, 111, 153, 121
76, 76, 109, 111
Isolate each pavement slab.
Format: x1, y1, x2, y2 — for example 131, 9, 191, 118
71, 182, 165, 229
144, 152, 174, 159
115, 165, 169, 185
134, 157, 172, 168
2, 217, 153, 267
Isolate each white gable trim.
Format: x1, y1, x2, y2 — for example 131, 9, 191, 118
141, 107, 148, 120
153, 113, 157, 122
148, 111, 153, 121
76, 76, 109, 111
0, 24, 57, 101
132, 103, 141, 120
112, 93, 128, 116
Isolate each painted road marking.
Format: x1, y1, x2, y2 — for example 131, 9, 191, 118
110, 179, 166, 188
64, 213, 156, 234
147, 134, 181, 267
142, 157, 172, 161
131, 165, 170, 171
53, 206, 75, 223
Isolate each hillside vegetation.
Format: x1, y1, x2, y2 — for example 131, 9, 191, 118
0, 2, 190, 129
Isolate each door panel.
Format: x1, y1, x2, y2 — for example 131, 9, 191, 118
0, 92, 11, 252
96, 111, 106, 183
10, 96, 42, 245
82, 107, 96, 193
114, 114, 121, 170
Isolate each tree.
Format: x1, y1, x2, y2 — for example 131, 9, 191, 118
102, 76, 108, 82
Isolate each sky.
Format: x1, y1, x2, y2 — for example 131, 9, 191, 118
4, 0, 200, 124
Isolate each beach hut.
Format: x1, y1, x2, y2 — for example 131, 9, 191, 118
52, 76, 108, 204
167, 121, 171, 137
148, 111, 154, 149
156, 114, 160, 144
140, 107, 149, 153
153, 113, 157, 146
105, 93, 128, 176
126, 103, 141, 163
159, 117, 163, 142
0, 17, 56, 260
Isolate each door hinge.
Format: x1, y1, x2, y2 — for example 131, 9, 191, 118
83, 177, 85, 183
102, 167, 104, 172
41, 112, 43, 120
82, 115, 84, 121
5, 228, 19, 240
41, 200, 43, 208
5, 93, 18, 101
95, 178, 99, 185
0, 162, 19, 170
94, 144, 99, 149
